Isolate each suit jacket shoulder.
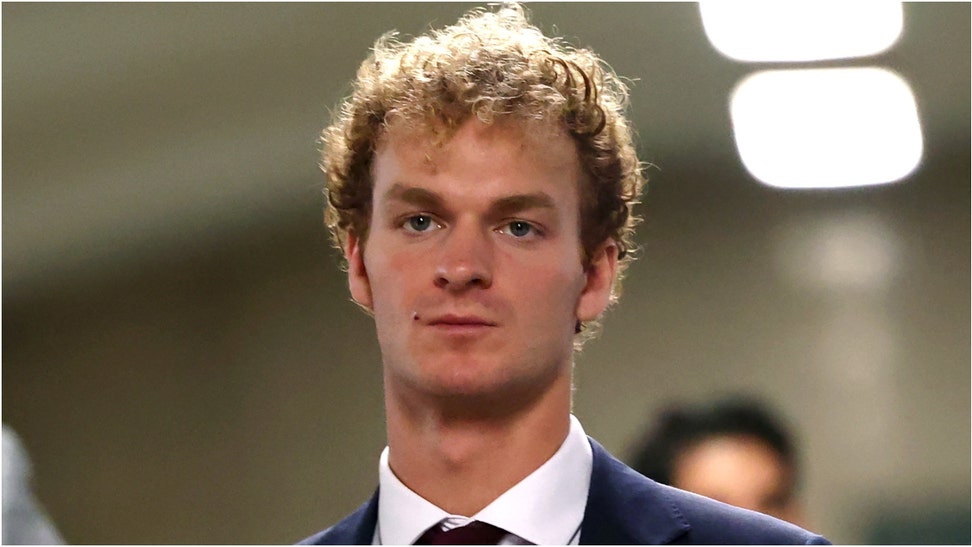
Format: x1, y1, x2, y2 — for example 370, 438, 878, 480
297, 492, 377, 545
580, 437, 830, 545
296, 438, 831, 545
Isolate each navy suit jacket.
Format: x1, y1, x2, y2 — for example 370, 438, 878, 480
299, 437, 830, 545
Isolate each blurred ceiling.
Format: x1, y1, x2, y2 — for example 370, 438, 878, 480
3, 3, 969, 297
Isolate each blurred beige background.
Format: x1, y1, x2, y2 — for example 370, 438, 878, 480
3, 3, 968, 544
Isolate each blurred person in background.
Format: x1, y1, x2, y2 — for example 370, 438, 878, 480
3, 424, 64, 545
629, 396, 807, 528
299, 3, 828, 545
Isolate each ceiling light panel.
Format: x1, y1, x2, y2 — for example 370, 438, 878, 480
700, 1, 904, 62
730, 67, 923, 189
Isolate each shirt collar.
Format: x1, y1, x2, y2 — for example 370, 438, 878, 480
376, 414, 593, 545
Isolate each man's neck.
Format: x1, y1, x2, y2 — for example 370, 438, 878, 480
383, 373, 573, 516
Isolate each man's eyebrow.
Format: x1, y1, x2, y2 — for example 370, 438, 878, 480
490, 193, 557, 217
381, 183, 556, 215
382, 183, 444, 209
384, 182, 556, 215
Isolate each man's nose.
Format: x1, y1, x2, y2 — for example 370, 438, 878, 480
433, 222, 494, 291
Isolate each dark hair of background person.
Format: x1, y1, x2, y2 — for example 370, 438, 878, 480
630, 396, 798, 493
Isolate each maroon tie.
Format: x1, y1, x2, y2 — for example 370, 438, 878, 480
414, 521, 509, 545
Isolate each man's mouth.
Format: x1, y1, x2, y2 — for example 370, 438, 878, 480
425, 314, 498, 331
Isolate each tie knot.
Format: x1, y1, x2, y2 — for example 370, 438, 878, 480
415, 520, 509, 545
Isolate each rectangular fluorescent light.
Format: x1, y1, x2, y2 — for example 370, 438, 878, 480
730, 67, 923, 189
700, 1, 903, 62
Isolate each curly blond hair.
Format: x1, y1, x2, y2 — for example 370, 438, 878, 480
321, 3, 645, 311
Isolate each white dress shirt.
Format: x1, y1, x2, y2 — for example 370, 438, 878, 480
374, 414, 594, 545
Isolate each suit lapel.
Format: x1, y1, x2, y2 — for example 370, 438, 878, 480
580, 438, 690, 545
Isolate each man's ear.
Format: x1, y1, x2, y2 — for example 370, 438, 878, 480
575, 239, 619, 322
345, 231, 374, 312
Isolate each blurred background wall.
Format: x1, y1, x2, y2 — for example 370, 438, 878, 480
3, 3, 968, 544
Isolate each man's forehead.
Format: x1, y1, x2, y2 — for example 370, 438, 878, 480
378, 117, 579, 172
370, 118, 585, 225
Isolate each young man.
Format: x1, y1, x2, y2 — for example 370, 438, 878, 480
301, 4, 829, 545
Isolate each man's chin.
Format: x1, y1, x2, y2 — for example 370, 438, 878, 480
425, 375, 514, 400
420, 372, 558, 417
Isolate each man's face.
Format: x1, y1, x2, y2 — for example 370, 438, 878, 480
672, 435, 803, 526
345, 119, 616, 405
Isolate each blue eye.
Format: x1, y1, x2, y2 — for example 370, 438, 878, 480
406, 215, 435, 232
507, 221, 534, 237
